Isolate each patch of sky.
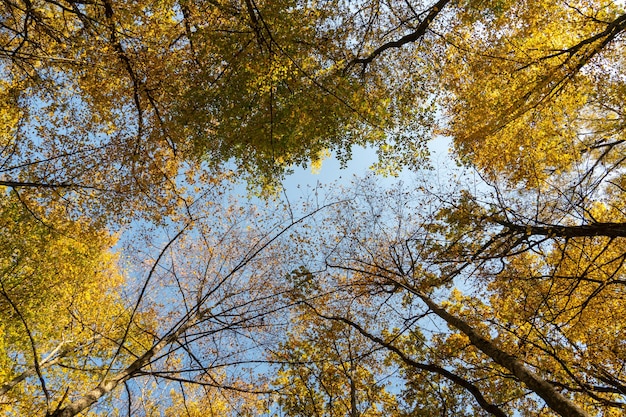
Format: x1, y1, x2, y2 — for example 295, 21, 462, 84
280, 137, 454, 199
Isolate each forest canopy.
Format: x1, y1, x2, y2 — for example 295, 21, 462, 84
1, 0, 626, 416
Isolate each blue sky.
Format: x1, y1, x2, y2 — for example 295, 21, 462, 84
280, 138, 454, 199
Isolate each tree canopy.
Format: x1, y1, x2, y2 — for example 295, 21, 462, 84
2, 0, 626, 416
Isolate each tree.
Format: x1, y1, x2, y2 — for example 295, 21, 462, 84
3, 0, 626, 416
442, 1, 626, 186
0, 189, 145, 416
273, 270, 400, 417
0, 0, 435, 211
2, 0, 624, 199
306, 2, 626, 413
0, 182, 316, 416
24, 194, 334, 417
289, 170, 626, 416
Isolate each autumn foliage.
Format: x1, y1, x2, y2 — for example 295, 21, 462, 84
1, 0, 626, 416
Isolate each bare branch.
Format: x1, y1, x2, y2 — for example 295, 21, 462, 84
308, 304, 508, 417
348, 0, 450, 68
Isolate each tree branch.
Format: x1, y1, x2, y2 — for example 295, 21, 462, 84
306, 304, 508, 417
0, 341, 71, 397
348, 0, 450, 68
416, 292, 591, 417
492, 218, 626, 239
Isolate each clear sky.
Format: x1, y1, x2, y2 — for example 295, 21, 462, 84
280, 138, 453, 200
281, 145, 380, 199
